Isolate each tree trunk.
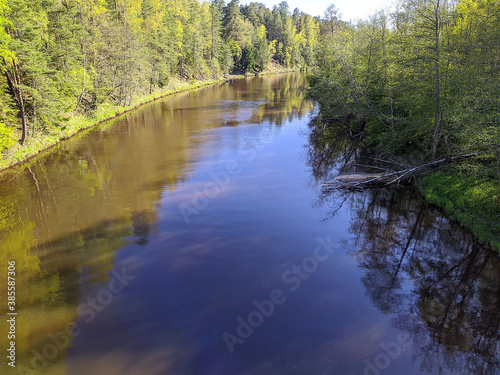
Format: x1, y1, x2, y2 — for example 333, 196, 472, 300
497, 167, 500, 204
497, 117, 500, 204
5, 60, 28, 145
324, 153, 479, 189
432, 0, 441, 161
19, 97, 27, 145
120, 0, 128, 106
211, 1, 215, 70
75, 0, 86, 113
497, 127, 500, 204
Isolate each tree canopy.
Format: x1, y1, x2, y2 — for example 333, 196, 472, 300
0, 0, 320, 148
309, 0, 500, 195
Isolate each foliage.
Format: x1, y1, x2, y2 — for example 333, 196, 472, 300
308, 0, 500, 249
310, 0, 500, 162
0, 120, 13, 151
419, 165, 500, 251
0, 0, 318, 152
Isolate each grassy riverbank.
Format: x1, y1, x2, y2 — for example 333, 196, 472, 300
0, 77, 225, 173
0, 68, 304, 174
418, 166, 500, 252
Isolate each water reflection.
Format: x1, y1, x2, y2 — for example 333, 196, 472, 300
351, 190, 500, 374
306, 115, 360, 180
0, 73, 311, 374
308, 118, 500, 374
1, 71, 498, 375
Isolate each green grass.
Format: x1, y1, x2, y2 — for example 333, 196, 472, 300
0, 77, 225, 172
418, 166, 500, 252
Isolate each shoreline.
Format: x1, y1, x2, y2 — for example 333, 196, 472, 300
0, 67, 305, 176
0, 77, 226, 176
306, 76, 500, 255
418, 168, 500, 254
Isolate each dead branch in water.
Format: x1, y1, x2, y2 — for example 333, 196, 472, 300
322, 153, 479, 190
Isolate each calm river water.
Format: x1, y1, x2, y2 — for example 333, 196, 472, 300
0, 73, 499, 375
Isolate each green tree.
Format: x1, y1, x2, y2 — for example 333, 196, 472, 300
5, 0, 72, 143
0, 0, 16, 150
0, 0, 318, 156
449, 0, 500, 198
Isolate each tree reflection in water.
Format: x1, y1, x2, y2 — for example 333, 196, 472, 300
307, 119, 500, 375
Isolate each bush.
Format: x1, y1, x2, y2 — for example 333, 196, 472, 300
0, 122, 15, 152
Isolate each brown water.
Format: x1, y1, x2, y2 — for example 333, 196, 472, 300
0, 73, 499, 375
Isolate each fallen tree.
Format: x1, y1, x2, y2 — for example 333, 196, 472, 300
322, 153, 479, 190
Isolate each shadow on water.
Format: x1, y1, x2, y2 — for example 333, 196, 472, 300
350, 189, 499, 374
306, 114, 362, 181
308, 115, 500, 374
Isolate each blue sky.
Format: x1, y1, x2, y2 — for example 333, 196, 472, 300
241, 0, 394, 22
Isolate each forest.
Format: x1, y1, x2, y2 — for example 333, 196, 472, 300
308, 0, 500, 250
0, 0, 319, 157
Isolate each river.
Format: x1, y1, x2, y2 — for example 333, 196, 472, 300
0, 73, 498, 375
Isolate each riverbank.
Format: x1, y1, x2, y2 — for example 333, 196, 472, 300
418, 166, 500, 253
0, 77, 226, 174
306, 74, 500, 255
0, 66, 306, 175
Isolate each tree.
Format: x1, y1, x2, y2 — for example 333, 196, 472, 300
4, 0, 69, 144
450, 0, 500, 198
323, 3, 341, 35
0, 0, 16, 150
209, 0, 225, 74
222, 0, 242, 41
0, 0, 319, 155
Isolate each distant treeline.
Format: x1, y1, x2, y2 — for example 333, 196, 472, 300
0, 0, 323, 148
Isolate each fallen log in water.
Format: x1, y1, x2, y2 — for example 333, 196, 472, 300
322, 173, 391, 190
323, 153, 479, 190
334, 173, 385, 182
